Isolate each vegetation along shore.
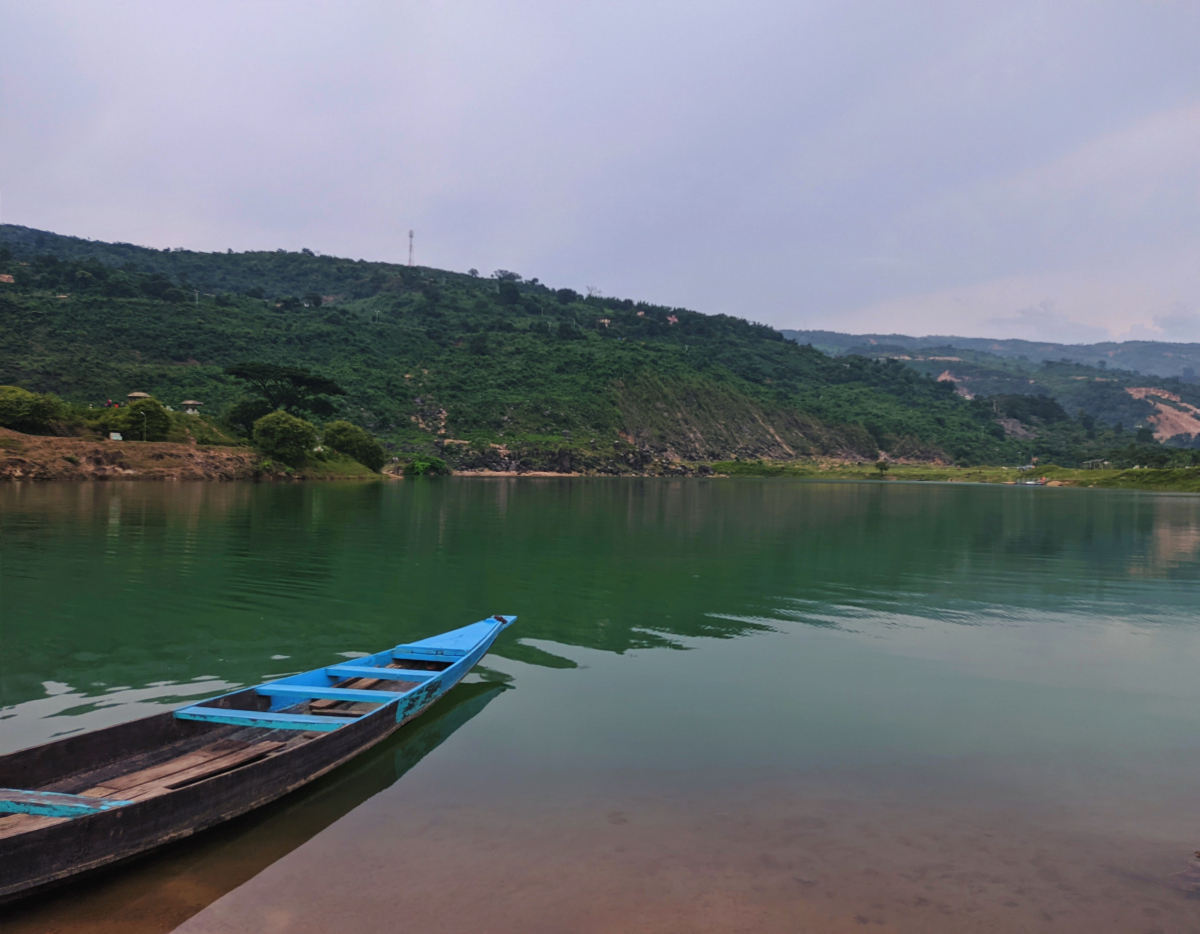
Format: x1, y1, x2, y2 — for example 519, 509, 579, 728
3, 223, 1200, 490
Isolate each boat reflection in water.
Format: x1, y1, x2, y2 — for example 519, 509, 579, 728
2, 680, 509, 934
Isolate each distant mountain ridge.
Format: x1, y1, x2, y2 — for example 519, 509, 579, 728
782, 329, 1200, 381
782, 329, 1200, 445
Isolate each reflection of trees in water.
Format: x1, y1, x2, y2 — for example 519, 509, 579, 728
373, 480, 1200, 653
0, 482, 393, 706
4, 480, 1200, 711
0, 681, 507, 934
1129, 496, 1200, 577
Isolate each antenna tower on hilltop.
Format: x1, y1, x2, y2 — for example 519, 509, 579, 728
408, 230, 414, 266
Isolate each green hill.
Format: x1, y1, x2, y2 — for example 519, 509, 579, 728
0, 224, 1193, 471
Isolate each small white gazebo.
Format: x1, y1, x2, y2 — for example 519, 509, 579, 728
181, 400, 203, 415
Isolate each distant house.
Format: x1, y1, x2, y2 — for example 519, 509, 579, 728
181, 400, 203, 415
126, 391, 151, 402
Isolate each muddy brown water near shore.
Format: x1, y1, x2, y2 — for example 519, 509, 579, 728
173, 758, 1200, 934
3, 479, 1200, 932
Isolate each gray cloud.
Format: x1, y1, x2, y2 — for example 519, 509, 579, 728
3, 1, 1199, 341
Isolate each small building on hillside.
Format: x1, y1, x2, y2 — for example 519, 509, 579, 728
126, 391, 151, 402
181, 400, 203, 415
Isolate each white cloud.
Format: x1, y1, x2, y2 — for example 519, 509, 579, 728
816, 238, 1200, 342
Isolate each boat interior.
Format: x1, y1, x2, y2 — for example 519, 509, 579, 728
0, 651, 454, 841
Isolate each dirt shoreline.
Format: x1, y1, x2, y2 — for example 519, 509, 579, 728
7, 429, 1198, 492
0, 428, 260, 480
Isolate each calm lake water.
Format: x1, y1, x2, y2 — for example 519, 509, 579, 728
3, 479, 1200, 932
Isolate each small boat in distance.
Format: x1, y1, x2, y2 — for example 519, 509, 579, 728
0, 614, 516, 904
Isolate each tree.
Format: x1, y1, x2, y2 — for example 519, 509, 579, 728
121, 397, 171, 441
253, 410, 317, 465
304, 292, 323, 308
404, 456, 450, 476
0, 386, 63, 434
225, 362, 346, 418
876, 459, 890, 478
222, 397, 274, 437
322, 420, 386, 471
497, 280, 520, 306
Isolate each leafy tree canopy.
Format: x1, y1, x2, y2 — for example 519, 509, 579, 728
0, 386, 64, 434
253, 410, 318, 465
225, 362, 346, 419
122, 397, 171, 441
323, 419, 386, 472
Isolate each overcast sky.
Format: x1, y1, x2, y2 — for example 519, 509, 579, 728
4, 1, 1200, 342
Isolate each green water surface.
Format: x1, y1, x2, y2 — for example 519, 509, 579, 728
2, 479, 1200, 929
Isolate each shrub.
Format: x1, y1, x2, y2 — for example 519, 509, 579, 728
404, 456, 450, 477
0, 386, 64, 434
121, 397, 171, 441
253, 410, 317, 465
322, 420, 387, 472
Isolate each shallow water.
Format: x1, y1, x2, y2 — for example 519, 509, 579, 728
2, 479, 1200, 932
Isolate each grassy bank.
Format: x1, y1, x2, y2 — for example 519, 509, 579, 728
710, 459, 1200, 492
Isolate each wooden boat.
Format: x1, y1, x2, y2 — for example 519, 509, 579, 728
0, 614, 515, 904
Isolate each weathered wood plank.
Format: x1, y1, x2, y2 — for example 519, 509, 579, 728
96, 740, 250, 792
162, 742, 283, 789
307, 703, 379, 718
0, 789, 133, 818
87, 741, 286, 800
325, 665, 435, 682
0, 813, 66, 840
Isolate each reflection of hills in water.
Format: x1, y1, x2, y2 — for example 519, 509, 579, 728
1, 680, 507, 934
3, 480, 1200, 713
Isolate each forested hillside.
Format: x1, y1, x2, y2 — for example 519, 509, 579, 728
0, 225, 1192, 470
